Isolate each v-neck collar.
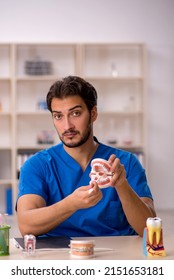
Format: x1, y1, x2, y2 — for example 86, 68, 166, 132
60, 141, 103, 173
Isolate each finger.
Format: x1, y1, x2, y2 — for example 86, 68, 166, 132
110, 168, 125, 186
88, 187, 94, 194
89, 190, 103, 205
115, 164, 124, 178
108, 154, 116, 165
80, 185, 93, 192
88, 181, 99, 194
110, 158, 121, 173
90, 181, 98, 188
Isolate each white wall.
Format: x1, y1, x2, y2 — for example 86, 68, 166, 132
0, 0, 174, 209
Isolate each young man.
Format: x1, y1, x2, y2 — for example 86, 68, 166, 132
16, 75, 156, 238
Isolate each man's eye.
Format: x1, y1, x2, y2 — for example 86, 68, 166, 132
53, 114, 62, 120
72, 111, 80, 117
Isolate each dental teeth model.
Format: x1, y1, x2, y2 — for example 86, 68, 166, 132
90, 158, 112, 188
143, 217, 166, 257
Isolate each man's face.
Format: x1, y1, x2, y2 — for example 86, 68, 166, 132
51, 96, 97, 148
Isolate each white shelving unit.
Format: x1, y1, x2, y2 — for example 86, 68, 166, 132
0, 44, 14, 214
0, 43, 147, 214
81, 43, 147, 157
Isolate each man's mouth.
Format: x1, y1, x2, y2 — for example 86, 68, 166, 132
63, 131, 78, 138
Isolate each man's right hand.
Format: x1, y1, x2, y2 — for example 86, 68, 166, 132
71, 181, 103, 210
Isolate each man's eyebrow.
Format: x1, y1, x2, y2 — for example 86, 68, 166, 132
52, 105, 82, 114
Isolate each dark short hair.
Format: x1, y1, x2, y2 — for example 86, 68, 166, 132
46, 75, 97, 112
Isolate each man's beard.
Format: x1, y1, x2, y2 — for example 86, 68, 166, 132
58, 119, 92, 148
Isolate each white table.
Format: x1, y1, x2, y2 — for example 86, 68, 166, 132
1, 234, 173, 260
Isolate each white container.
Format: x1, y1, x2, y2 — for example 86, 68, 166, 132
69, 240, 95, 259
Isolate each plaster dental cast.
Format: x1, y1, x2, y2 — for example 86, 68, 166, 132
16, 75, 156, 238
90, 158, 114, 188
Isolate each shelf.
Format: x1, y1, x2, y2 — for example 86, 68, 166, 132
0, 117, 12, 147
85, 76, 144, 81
16, 111, 49, 116
81, 43, 145, 78
14, 75, 145, 82
0, 146, 12, 150
16, 75, 59, 81
17, 144, 54, 150
0, 44, 11, 78
117, 145, 144, 151
0, 179, 13, 186
98, 111, 143, 115
15, 43, 78, 77
0, 77, 11, 81
0, 112, 12, 116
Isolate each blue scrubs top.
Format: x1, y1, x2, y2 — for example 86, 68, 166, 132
17, 142, 153, 237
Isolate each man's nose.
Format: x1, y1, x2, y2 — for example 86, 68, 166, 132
64, 116, 74, 130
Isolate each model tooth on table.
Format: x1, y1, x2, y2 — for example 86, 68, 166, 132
143, 217, 166, 257
146, 217, 162, 245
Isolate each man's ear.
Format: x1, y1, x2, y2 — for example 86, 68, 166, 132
91, 106, 98, 122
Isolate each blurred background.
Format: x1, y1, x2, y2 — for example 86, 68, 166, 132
0, 0, 174, 219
